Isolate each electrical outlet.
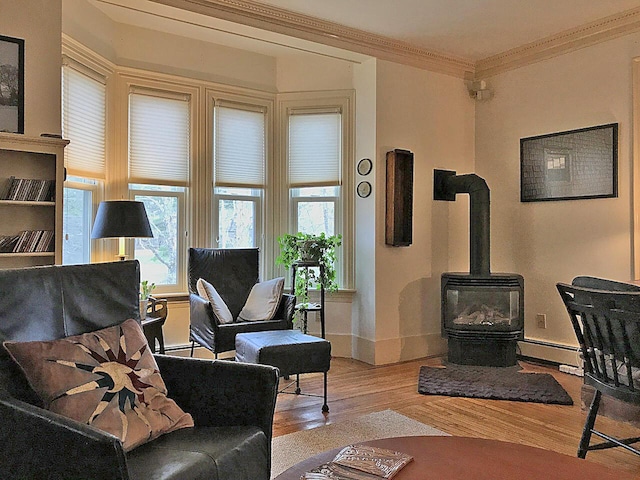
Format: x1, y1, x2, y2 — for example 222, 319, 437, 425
536, 313, 547, 329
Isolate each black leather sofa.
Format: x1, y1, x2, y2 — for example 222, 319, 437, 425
189, 248, 296, 356
0, 260, 279, 480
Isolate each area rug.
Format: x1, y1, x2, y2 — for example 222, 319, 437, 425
418, 364, 573, 405
271, 409, 447, 478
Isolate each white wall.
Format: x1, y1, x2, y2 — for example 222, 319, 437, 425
476, 33, 640, 364
2, 0, 62, 136
277, 54, 353, 92
367, 60, 475, 364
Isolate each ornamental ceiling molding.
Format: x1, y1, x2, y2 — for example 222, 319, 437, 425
475, 6, 640, 79
150, 0, 640, 80
149, 0, 474, 78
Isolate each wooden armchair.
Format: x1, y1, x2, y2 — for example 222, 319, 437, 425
557, 277, 640, 458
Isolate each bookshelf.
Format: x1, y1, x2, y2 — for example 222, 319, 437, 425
0, 133, 68, 269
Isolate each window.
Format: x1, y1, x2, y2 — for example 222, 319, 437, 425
63, 177, 98, 264
213, 103, 266, 249
61, 60, 106, 264
131, 184, 185, 286
129, 89, 190, 292
285, 106, 348, 285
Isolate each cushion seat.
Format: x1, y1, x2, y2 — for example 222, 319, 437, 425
127, 426, 269, 480
235, 330, 331, 412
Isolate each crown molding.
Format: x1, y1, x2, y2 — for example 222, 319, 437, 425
150, 1, 640, 81
149, 0, 474, 78
476, 7, 640, 79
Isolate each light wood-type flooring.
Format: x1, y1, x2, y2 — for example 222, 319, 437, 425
273, 356, 640, 476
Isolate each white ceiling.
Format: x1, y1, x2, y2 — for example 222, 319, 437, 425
255, 0, 640, 61
88, 0, 640, 64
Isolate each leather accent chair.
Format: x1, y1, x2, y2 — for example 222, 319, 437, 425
557, 276, 640, 458
0, 260, 279, 480
188, 248, 295, 356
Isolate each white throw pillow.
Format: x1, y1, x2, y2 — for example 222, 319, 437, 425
238, 277, 285, 322
196, 278, 234, 325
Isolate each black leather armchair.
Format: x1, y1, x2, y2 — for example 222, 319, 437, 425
189, 248, 295, 356
0, 260, 279, 480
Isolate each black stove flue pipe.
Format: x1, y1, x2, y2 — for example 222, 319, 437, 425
434, 169, 490, 276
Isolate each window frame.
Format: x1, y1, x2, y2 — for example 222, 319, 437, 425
213, 187, 263, 249
130, 184, 187, 294
62, 177, 102, 264
206, 92, 274, 278
61, 52, 110, 264
277, 91, 355, 289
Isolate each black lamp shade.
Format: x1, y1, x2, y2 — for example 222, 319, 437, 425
91, 201, 154, 239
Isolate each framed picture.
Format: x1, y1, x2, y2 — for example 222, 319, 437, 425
520, 123, 618, 202
0, 35, 24, 134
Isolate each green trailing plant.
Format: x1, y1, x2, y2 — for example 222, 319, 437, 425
140, 280, 156, 300
276, 232, 342, 311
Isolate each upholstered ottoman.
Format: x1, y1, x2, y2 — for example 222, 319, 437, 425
235, 330, 331, 412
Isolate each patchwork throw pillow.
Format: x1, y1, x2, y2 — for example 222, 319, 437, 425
196, 278, 234, 324
4, 318, 193, 452
238, 277, 285, 322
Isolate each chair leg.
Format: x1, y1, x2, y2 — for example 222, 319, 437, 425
295, 374, 301, 394
322, 371, 329, 413
578, 389, 601, 458
190, 341, 196, 357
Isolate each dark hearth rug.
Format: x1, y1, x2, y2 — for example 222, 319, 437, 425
418, 365, 573, 405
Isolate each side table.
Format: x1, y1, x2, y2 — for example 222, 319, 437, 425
142, 296, 167, 354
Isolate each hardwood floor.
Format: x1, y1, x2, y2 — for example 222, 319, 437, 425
273, 356, 640, 476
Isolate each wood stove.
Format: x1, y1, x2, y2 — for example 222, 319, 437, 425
434, 170, 524, 367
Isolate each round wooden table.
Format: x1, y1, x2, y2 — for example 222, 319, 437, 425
273, 436, 637, 480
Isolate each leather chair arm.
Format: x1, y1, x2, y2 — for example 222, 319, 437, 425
281, 293, 296, 328
0, 395, 128, 480
190, 292, 221, 327
154, 355, 279, 442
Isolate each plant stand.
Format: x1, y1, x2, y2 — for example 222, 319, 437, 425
291, 260, 325, 338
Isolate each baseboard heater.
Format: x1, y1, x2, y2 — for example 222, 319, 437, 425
520, 338, 579, 351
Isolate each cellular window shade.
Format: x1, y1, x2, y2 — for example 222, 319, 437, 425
214, 106, 265, 188
62, 65, 106, 179
129, 92, 190, 186
289, 112, 341, 188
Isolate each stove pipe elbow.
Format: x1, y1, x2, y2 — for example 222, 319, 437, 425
434, 171, 491, 276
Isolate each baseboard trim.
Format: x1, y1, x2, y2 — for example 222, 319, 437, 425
518, 338, 580, 366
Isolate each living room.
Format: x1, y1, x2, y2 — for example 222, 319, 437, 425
2, 0, 640, 478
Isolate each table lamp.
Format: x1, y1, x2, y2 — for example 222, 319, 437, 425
91, 200, 153, 261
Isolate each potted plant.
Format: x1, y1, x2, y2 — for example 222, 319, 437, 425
276, 232, 342, 311
139, 280, 156, 320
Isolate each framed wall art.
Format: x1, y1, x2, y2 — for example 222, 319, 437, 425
0, 35, 24, 134
520, 123, 617, 202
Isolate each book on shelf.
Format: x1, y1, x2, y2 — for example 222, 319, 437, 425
1, 177, 54, 202
5, 230, 54, 253
302, 445, 413, 480
0, 235, 19, 253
